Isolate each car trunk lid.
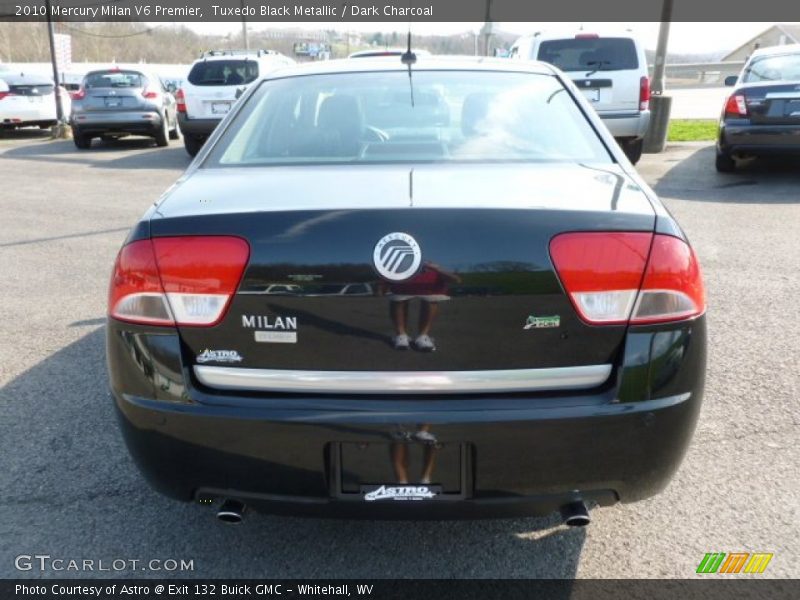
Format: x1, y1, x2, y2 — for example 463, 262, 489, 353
743, 82, 800, 124
150, 163, 655, 382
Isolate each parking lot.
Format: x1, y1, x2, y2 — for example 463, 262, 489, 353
0, 132, 798, 579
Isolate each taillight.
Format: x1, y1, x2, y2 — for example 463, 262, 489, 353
108, 240, 173, 326
550, 232, 704, 325
550, 232, 652, 324
631, 235, 705, 324
0, 91, 12, 100
108, 236, 250, 327
724, 93, 747, 118
71, 88, 85, 100
142, 87, 159, 99
639, 76, 650, 111
175, 88, 186, 113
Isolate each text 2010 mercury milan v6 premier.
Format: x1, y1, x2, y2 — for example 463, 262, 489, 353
107, 56, 706, 524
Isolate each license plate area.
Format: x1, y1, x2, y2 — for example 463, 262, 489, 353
581, 88, 601, 102
211, 101, 231, 115
104, 98, 121, 108
332, 440, 469, 501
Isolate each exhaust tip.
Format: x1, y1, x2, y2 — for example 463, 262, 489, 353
560, 500, 591, 527
216, 499, 246, 525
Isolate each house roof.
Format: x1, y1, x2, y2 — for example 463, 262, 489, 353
723, 24, 800, 61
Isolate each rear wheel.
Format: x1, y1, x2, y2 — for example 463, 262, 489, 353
154, 114, 169, 147
183, 134, 204, 157
72, 131, 92, 150
622, 138, 643, 164
715, 151, 736, 173
169, 115, 181, 140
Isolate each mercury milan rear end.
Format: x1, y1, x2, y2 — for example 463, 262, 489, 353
107, 57, 706, 522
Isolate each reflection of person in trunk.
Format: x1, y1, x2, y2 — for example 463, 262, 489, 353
386, 262, 461, 352
391, 425, 438, 484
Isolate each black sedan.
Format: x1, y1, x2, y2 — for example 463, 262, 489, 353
107, 56, 706, 524
717, 45, 800, 172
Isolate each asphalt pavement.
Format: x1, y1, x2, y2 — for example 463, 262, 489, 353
0, 133, 798, 579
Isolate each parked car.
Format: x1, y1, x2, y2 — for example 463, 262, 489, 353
177, 49, 294, 157
716, 44, 800, 172
0, 72, 70, 130
107, 57, 706, 523
70, 67, 179, 149
509, 30, 651, 164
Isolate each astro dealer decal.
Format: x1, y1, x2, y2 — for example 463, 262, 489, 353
242, 314, 298, 344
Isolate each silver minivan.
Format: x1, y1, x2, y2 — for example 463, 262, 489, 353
510, 31, 651, 164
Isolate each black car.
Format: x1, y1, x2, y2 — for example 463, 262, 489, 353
107, 57, 706, 524
716, 45, 800, 172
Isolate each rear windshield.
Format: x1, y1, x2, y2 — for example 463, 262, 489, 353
537, 38, 639, 72
84, 71, 145, 89
9, 84, 54, 96
206, 70, 611, 167
742, 53, 800, 83
188, 60, 259, 86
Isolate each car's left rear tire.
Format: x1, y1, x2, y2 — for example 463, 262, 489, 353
168, 112, 181, 140
73, 132, 92, 150
622, 138, 643, 164
154, 114, 169, 147
715, 150, 736, 173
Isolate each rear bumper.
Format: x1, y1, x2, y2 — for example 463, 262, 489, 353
71, 110, 163, 135
108, 316, 706, 519
177, 113, 220, 137
719, 122, 800, 156
599, 110, 650, 140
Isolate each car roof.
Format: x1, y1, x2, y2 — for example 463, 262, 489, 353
0, 72, 53, 86
259, 55, 558, 80
192, 52, 289, 64
748, 43, 800, 59
517, 29, 640, 43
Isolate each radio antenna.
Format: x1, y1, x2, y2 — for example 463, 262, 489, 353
400, 25, 416, 107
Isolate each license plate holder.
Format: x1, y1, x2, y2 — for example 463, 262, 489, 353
581, 88, 600, 102
104, 98, 121, 108
331, 440, 469, 501
211, 101, 231, 115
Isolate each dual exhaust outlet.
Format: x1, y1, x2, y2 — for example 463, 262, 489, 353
211, 497, 590, 527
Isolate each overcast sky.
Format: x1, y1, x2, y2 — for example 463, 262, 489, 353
181, 22, 796, 54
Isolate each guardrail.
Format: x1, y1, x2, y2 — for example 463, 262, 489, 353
651, 61, 746, 89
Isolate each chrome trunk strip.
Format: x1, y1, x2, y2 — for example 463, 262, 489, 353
193, 365, 612, 395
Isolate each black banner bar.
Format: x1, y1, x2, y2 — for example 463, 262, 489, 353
3, 580, 800, 600
1, 0, 799, 22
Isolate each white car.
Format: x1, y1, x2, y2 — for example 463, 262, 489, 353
177, 49, 294, 156
0, 72, 70, 130
510, 30, 651, 164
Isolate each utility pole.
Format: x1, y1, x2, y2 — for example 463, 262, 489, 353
44, 0, 66, 136
240, 0, 249, 51
643, 0, 674, 154
481, 0, 494, 56
651, 0, 673, 95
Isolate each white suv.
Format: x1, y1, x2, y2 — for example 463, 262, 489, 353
177, 50, 294, 156
510, 30, 651, 164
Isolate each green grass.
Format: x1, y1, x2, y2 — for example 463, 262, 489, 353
668, 119, 718, 142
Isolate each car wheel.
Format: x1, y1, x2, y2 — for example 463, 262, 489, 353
622, 138, 643, 164
715, 151, 736, 173
168, 111, 181, 140
183, 134, 204, 157
154, 114, 169, 147
73, 131, 92, 150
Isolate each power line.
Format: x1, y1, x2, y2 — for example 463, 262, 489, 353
57, 23, 153, 39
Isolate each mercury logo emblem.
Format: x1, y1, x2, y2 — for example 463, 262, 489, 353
373, 232, 422, 281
